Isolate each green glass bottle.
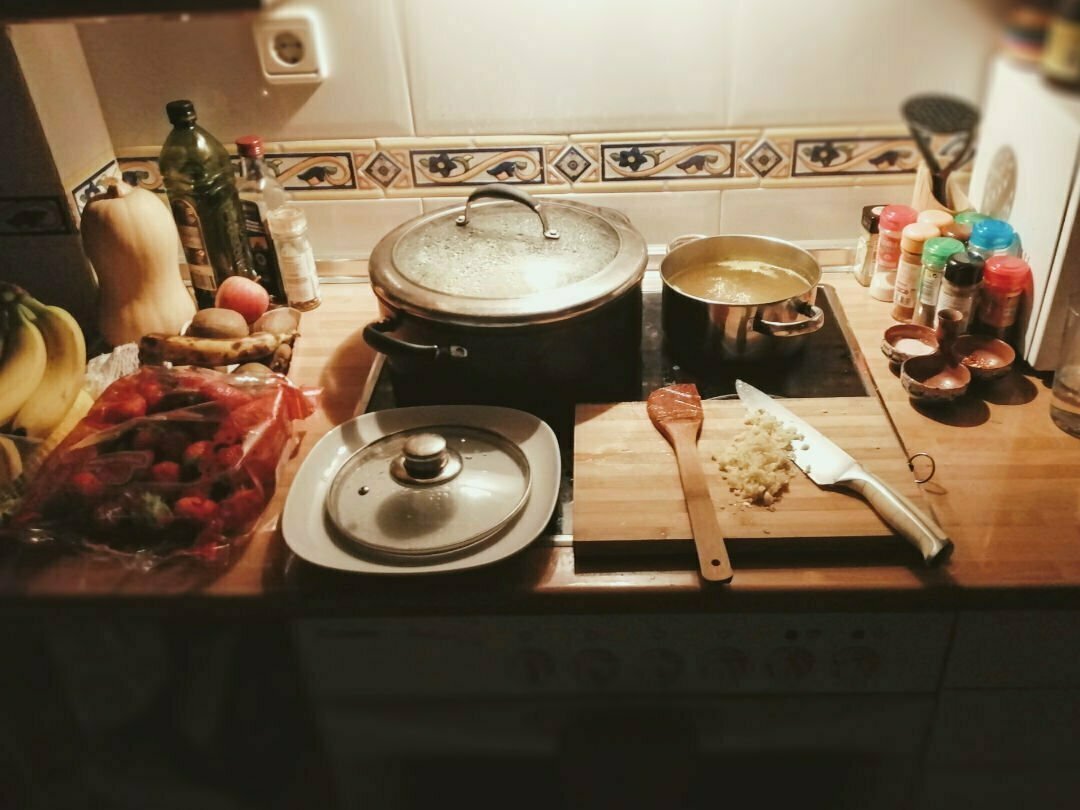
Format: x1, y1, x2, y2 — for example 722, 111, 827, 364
159, 99, 254, 309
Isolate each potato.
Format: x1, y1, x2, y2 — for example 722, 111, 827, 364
252, 307, 301, 336
187, 307, 250, 339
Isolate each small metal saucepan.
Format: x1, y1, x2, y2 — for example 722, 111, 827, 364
660, 234, 826, 366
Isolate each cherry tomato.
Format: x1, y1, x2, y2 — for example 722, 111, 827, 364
100, 394, 147, 424
150, 461, 181, 483
174, 496, 219, 524
69, 471, 106, 499
182, 440, 214, 468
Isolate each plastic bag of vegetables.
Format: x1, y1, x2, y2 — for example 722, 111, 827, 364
4, 365, 316, 567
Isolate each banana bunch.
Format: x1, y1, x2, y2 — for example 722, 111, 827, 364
0, 283, 87, 440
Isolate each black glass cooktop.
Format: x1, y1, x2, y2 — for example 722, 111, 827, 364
638, 283, 870, 400
362, 281, 871, 537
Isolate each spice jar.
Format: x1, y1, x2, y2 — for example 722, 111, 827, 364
266, 205, 321, 310
917, 209, 954, 230
937, 252, 985, 333
870, 204, 918, 302
915, 237, 966, 326
853, 205, 885, 287
893, 222, 940, 322
954, 210, 989, 228
975, 255, 1031, 346
940, 220, 972, 245
968, 218, 1020, 262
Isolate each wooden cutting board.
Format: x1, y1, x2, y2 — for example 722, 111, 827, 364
573, 397, 929, 556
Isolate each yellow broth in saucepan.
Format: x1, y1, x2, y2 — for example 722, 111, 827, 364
668, 260, 808, 305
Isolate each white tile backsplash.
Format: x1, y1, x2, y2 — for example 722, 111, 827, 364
399, 0, 735, 136
542, 191, 724, 248
77, 0, 414, 148
719, 184, 914, 242
296, 198, 423, 260
317, 183, 931, 259
727, 0, 997, 127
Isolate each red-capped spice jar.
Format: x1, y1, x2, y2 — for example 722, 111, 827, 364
869, 204, 918, 302
976, 255, 1031, 345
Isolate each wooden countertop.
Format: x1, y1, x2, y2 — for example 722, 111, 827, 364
3, 273, 1079, 612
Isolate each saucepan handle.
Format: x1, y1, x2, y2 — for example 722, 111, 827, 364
455, 183, 559, 240
362, 317, 468, 361
841, 467, 954, 565
756, 301, 825, 338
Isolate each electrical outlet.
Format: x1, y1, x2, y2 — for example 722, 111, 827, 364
253, 14, 326, 85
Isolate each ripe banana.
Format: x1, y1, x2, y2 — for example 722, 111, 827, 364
20, 389, 93, 483
0, 303, 48, 429
12, 295, 87, 438
138, 330, 281, 367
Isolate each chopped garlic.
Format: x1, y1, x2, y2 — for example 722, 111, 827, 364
712, 409, 802, 507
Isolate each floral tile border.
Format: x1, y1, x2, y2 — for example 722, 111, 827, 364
71, 160, 121, 215
0, 197, 73, 236
111, 125, 945, 202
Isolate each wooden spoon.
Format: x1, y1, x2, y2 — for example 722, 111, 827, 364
646, 384, 734, 583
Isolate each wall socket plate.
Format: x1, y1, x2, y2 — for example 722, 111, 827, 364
253, 13, 326, 85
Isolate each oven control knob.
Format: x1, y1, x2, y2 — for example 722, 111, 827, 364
636, 648, 684, 687
766, 647, 815, 684
698, 647, 750, 687
830, 646, 881, 687
573, 648, 620, 689
506, 648, 557, 687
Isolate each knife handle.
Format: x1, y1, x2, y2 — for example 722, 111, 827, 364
842, 469, 953, 565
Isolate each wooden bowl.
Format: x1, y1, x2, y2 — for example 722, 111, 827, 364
954, 334, 1016, 381
881, 324, 939, 367
900, 352, 972, 403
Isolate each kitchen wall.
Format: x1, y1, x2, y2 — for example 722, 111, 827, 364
10, 0, 1006, 267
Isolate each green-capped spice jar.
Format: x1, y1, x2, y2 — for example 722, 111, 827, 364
914, 237, 966, 326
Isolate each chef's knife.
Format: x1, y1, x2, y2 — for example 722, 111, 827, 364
735, 380, 953, 565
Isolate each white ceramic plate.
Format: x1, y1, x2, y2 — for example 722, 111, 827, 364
282, 405, 560, 574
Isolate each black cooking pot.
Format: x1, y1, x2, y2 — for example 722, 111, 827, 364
362, 185, 648, 439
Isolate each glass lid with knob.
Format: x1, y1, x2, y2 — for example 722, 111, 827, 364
368, 184, 648, 324
325, 425, 532, 559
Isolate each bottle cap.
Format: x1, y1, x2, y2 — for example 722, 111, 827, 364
969, 218, 1017, 252
165, 99, 196, 125
862, 205, 885, 234
236, 135, 264, 158
954, 210, 989, 226
944, 251, 985, 286
879, 204, 918, 233
901, 222, 940, 245
922, 237, 966, 269
917, 209, 955, 229
983, 255, 1031, 293
267, 205, 309, 238
940, 221, 972, 242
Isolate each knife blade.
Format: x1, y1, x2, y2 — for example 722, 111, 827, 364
734, 380, 953, 565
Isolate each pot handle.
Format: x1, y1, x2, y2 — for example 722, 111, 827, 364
455, 183, 560, 240
755, 301, 825, 338
363, 317, 468, 360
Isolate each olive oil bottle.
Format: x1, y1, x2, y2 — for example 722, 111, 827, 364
159, 100, 255, 309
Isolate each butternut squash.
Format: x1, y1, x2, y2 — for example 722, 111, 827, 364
81, 180, 195, 346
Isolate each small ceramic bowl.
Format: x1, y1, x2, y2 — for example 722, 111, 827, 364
953, 334, 1016, 381
900, 352, 972, 404
881, 324, 939, 367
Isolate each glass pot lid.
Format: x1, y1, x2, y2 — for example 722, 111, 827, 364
369, 184, 647, 324
325, 425, 532, 558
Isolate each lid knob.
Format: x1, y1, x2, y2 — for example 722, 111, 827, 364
392, 433, 463, 485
